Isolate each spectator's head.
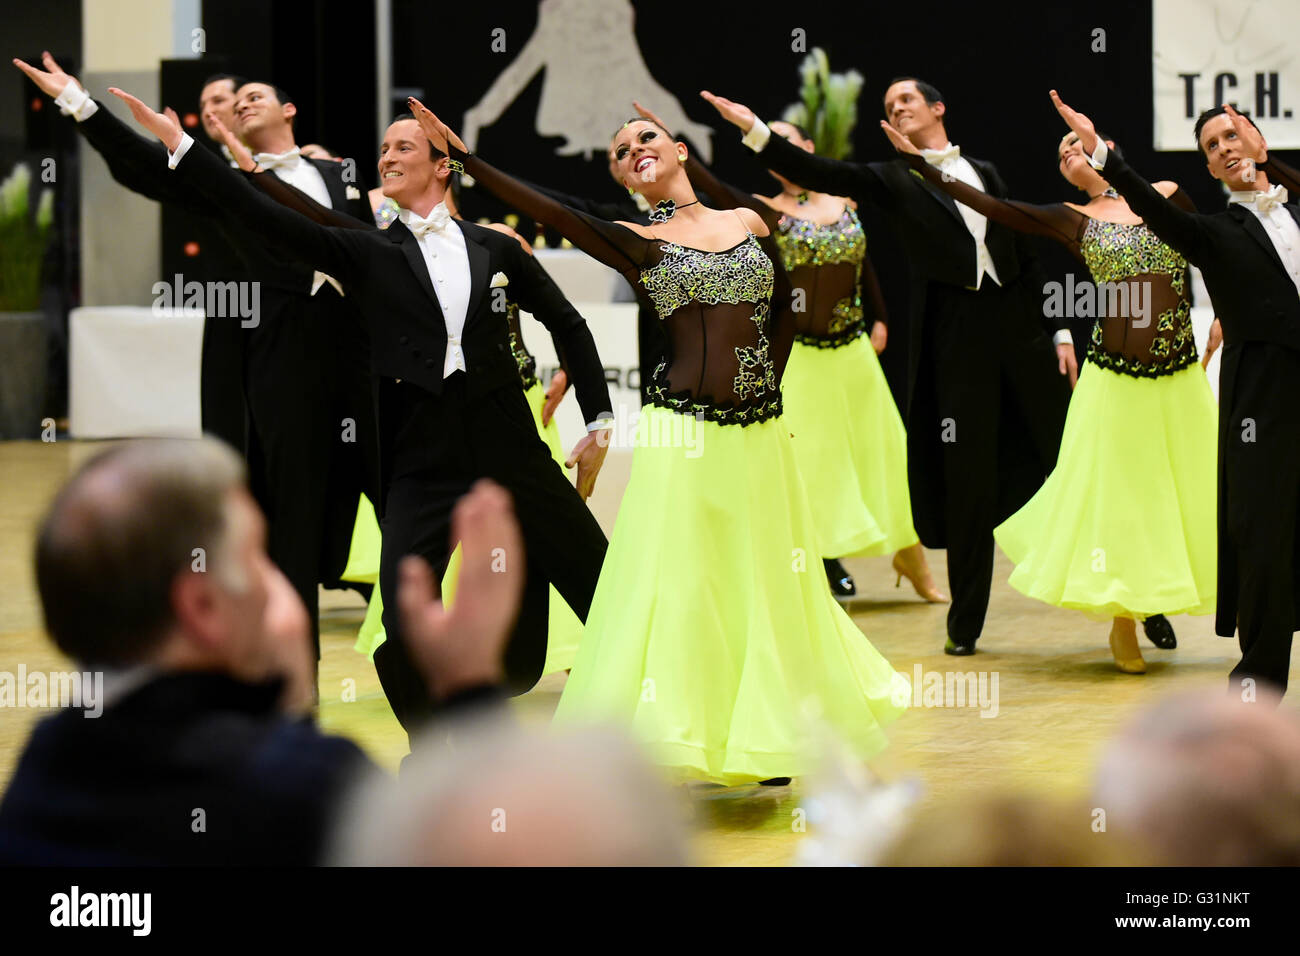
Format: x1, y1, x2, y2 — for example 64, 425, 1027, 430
34, 439, 309, 697
1093, 689, 1300, 865
379, 113, 454, 213
334, 721, 691, 865
883, 77, 946, 146
879, 792, 1150, 865
1194, 106, 1263, 190
233, 81, 296, 147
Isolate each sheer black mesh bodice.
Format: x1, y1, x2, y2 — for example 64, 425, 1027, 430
904, 154, 1199, 378
453, 143, 799, 425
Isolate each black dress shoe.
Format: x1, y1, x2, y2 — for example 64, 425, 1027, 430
823, 558, 856, 602
1142, 614, 1177, 649
944, 638, 976, 656
759, 777, 792, 786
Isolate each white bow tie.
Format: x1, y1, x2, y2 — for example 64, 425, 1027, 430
403, 203, 453, 238
920, 143, 961, 168
253, 146, 302, 171
1231, 183, 1289, 214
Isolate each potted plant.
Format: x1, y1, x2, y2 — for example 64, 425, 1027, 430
0, 162, 55, 439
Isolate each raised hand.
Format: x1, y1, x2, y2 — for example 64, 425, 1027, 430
700, 90, 757, 133
407, 96, 466, 155
565, 428, 609, 501
398, 480, 523, 702
879, 119, 922, 156
12, 51, 78, 99
633, 100, 671, 133
207, 112, 256, 172
1049, 90, 1099, 157
541, 369, 568, 427
109, 87, 183, 151
1224, 103, 1267, 167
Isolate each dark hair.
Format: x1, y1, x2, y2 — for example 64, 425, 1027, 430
884, 76, 944, 115
1060, 130, 1123, 165
771, 120, 812, 141
1193, 106, 1260, 157
611, 116, 673, 142
34, 439, 247, 666
201, 72, 247, 93
390, 112, 447, 160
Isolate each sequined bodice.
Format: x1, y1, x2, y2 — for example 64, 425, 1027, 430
504, 301, 539, 389
774, 206, 866, 270
773, 206, 869, 348
638, 233, 782, 425
374, 196, 400, 229
1078, 218, 1197, 378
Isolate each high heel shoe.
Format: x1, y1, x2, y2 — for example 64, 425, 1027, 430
891, 552, 948, 603
1108, 621, 1147, 674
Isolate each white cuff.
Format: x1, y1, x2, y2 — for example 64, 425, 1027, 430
741, 118, 771, 153
1087, 139, 1108, 171
586, 417, 614, 432
1052, 329, 1074, 347
168, 132, 196, 169
54, 80, 97, 121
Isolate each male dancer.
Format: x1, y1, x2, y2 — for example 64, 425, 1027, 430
112, 89, 614, 738
15, 53, 247, 452
1053, 91, 1300, 695
15, 55, 377, 661
704, 79, 1075, 655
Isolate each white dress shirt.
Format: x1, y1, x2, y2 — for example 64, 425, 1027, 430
396, 204, 473, 377
743, 118, 1074, 346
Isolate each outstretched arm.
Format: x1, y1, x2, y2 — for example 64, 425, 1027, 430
111, 88, 368, 283
701, 90, 892, 211
1051, 89, 1212, 265
408, 98, 649, 278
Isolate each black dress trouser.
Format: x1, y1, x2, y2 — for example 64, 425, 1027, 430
920, 282, 1070, 647
373, 374, 608, 739
1223, 342, 1300, 695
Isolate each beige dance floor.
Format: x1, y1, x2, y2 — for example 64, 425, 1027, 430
2, 438, 1294, 865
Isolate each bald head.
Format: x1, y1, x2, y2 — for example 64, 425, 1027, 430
34, 438, 248, 665
334, 721, 691, 866
1093, 690, 1300, 865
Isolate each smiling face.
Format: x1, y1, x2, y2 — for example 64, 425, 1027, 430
1057, 132, 1108, 192
378, 118, 444, 208
884, 80, 944, 141
198, 79, 239, 141
1198, 113, 1257, 189
609, 120, 682, 198
234, 82, 295, 139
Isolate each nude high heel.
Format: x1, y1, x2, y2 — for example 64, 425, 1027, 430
891, 546, 949, 603
1108, 618, 1147, 674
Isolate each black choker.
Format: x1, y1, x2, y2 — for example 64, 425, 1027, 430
648, 198, 699, 223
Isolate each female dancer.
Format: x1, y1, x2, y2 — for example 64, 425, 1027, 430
212, 119, 585, 675
407, 99, 907, 784
636, 103, 945, 604
878, 115, 1218, 672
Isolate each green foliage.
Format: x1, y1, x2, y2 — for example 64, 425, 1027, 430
779, 48, 864, 161
0, 163, 55, 311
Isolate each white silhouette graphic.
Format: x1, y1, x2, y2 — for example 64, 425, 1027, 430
462, 0, 714, 161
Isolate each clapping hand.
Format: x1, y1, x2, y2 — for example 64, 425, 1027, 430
1049, 90, 1099, 158
700, 90, 758, 134
398, 480, 523, 702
